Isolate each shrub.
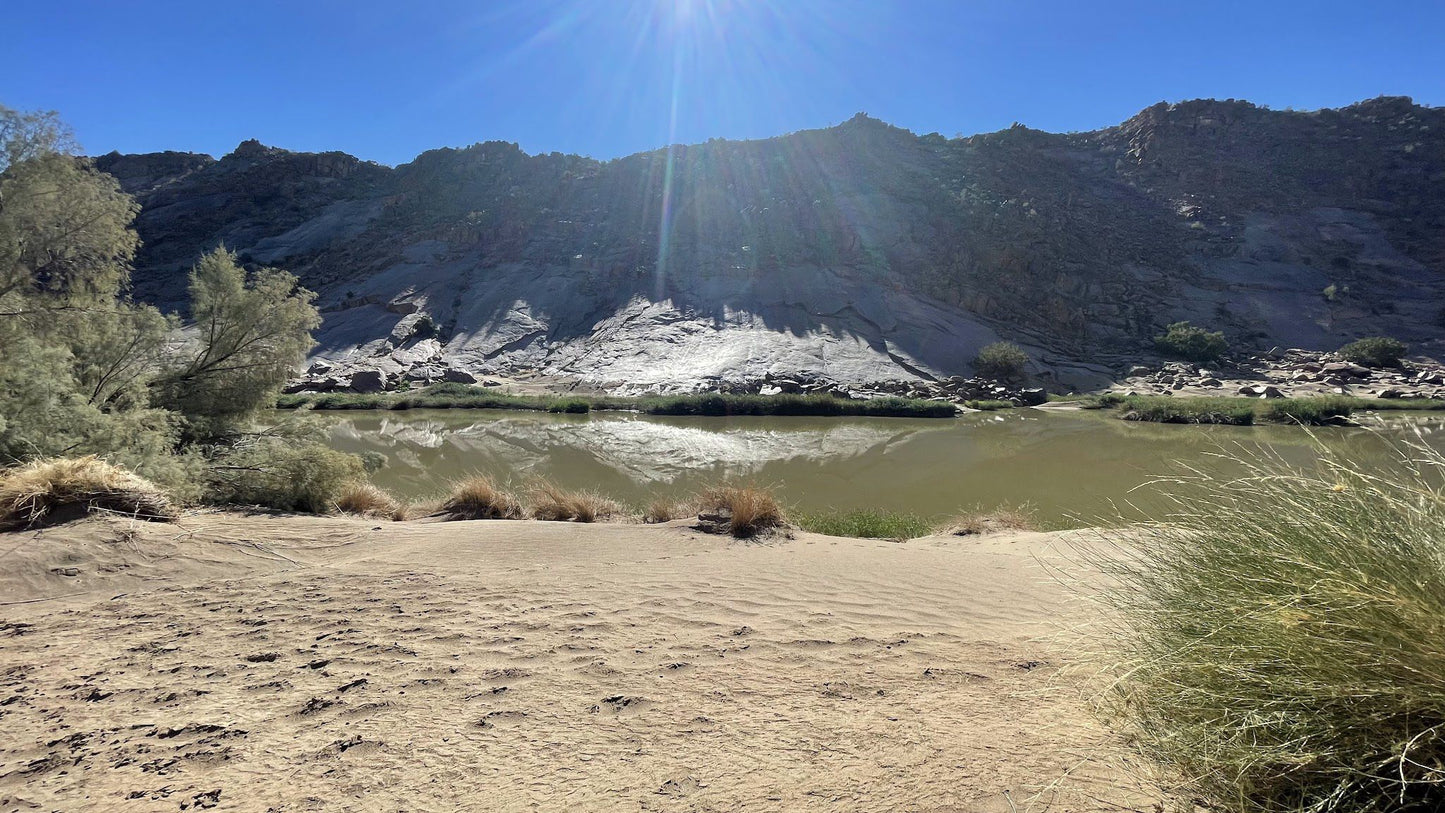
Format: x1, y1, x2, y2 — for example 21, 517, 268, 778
1154, 321, 1228, 362
204, 440, 366, 513
972, 341, 1029, 382
0, 456, 178, 528
794, 509, 933, 540
1092, 440, 1445, 812
333, 482, 407, 521
439, 474, 524, 520
1340, 336, 1407, 368
696, 484, 786, 538
944, 507, 1037, 536
527, 481, 619, 522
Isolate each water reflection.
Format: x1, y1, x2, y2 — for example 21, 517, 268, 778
321, 409, 1445, 526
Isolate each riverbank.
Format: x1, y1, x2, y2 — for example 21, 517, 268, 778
278, 386, 959, 418
1082, 392, 1445, 425
0, 512, 1165, 811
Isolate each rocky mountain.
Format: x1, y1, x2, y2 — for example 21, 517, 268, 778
93, 97, 1445, 392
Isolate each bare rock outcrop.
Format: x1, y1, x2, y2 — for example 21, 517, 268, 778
93, 98, 1445, 393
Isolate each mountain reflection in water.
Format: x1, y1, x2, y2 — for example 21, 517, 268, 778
320, 409, 1445, 525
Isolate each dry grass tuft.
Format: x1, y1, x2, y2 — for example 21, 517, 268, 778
528, 481, 620, 523
696, 484, 786, 538
0, 456, 178, 529
643, 498, 694, 524
945, 506, 1037, 536
333, 482, 408, 521
439, 475, 524, 520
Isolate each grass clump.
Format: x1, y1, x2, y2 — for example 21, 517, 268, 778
696, 484, 787, 538
439, 474, 524, 520
0, 456, 178, 528
794, 509, 933, 540
1261, 396, 1357, 425
1091, 440, 1445, 812
1121, 396, 1256, 425
944, 506, 1037, 536
527, 481, 620, 522
333, 482, 407, 521
643, 498, 693, 524
546, 398, 591, 414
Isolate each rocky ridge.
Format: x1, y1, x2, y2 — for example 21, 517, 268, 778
94, 97, 1445, 394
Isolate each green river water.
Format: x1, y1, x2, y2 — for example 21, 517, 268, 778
320, 407, 1445, 527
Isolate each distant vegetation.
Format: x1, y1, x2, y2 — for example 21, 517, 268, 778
1093, 441, 1445, 812
1340, 336, 1407, 368
0, 105, 358, 516
1093, 393, 1445, 426
971, 341, 1029, 382
278, 386, 959, 418
1154, 321, 1229, 362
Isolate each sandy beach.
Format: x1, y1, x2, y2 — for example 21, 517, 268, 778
0, 514, 1163, 812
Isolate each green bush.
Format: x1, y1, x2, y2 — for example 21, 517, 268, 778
1155, 321, 1228, 362
972, 341, 1029, 382
1340, 336, 1407, 368
204, 439, 366, 513
1093, 442, 1445, 811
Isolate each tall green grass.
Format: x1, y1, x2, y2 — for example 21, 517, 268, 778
793, 509, 935, 539
1094, 394, 1445, 427
1090, 438, 1445, 811
1120, 395, 1257, 425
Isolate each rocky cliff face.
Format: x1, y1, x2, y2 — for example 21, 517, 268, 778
95, 97, 1445, 392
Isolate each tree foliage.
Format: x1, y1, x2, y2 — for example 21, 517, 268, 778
1154, 321, 1228, 362
154, 248, 320, 437
972, 341, 1029, 382
1339, 336, 1406, 368
0, 104, 349, 510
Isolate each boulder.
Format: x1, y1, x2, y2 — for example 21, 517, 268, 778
1238, 384, 1284, 398
1017, 387, 1048, 406
350, 370, 387, 393
443, 368, 479, 384
1323, 362, 1371, 379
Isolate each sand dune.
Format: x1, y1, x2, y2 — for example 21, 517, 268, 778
0, 514, 1163, 812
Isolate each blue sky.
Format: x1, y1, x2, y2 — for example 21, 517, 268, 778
4, 0, 1442, 165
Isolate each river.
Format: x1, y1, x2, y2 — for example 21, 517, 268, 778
319, 407, 1445, 526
